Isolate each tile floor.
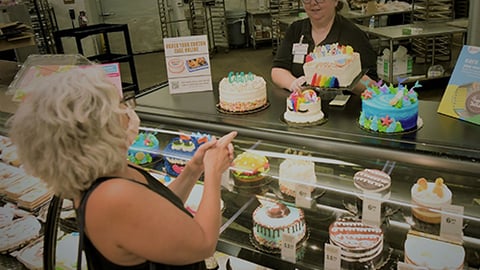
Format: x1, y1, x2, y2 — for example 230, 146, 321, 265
129, 46, 448, 102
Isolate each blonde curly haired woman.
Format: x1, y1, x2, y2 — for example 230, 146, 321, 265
8, 66, 237, 270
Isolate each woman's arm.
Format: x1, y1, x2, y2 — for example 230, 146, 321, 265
84, 132, 237, 266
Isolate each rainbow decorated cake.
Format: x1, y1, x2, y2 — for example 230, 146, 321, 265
284, 89, 324, 124
359, 80, 421, 133
128, 132, 160, 165
329, 217, 384, 265
411, 177, 452, 224
163, 133, 210, 177
303, 43, 362, 88
218, 72, 267, 112
252, 201, 306, 250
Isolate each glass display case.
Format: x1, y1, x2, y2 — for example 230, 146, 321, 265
127, 83, 479, 269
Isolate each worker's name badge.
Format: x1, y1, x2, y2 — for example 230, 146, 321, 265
292, 43, 308, 64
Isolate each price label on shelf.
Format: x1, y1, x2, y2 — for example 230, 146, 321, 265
281, 232, 297, 263
397, 261, 428, 270
324, 243, 341, 270
362, 193, 381, 227
295, 184, 312, 209
440, 204, 464, 243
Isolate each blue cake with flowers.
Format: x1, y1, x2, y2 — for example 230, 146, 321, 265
163, 132, 211, 177
128, 132, 160, 164
359, 79, 421, 133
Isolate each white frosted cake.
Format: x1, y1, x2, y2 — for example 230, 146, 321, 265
252, 202, 306, 250
303, 43, 361, 88
404, 234, 465, 270
279, 157, 316, 197
411, 177, 452, 224
219, 72, 267, 112
284, 89, 324, 124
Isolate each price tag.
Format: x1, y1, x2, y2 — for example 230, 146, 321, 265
324, 243, 341, 270
362, 193, 381, 227
397, 261, 428, 270
440, 204, 464, 243
281, 232, 297, 263
295, 184, 312, 209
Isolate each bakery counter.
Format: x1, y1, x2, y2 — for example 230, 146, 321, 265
135, 84, 480, 176
134, 83, 480, 269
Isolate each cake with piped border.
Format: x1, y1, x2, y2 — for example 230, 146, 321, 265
353, 169, 391, 199
329, 217, 384, 265
252, 201, 306, 250
303, 43, 362, 88
219, 72, 267, 112
359, 80, 421, 133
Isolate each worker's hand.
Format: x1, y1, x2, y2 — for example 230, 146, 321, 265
289, 76, 306, 92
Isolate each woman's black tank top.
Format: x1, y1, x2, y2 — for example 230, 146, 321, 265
75, 165, 207, 270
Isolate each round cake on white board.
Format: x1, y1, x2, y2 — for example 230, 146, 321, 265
252, 201, 306, 250
284, 89, 324, 124
411, 177, 452, 224
329, 217, 384, 264
279, 156, 316, 197
218, 72, 267, 112
404, 233, 465, 270
353, 169, 391, 199
303, 43, 362, 88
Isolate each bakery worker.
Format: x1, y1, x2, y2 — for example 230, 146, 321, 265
8, 66, 237, 270
271, 0, 378, 95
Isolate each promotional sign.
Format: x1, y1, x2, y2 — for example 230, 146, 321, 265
163, 35, 212, 94
438, 45, 480, 126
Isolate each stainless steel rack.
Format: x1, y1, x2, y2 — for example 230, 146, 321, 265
269, 0, 301, 54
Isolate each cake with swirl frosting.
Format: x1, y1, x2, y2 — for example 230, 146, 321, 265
252, 201, 306, 250
303, 43, 362, 88
329, 217, 384, 265
359, 80, 421, 133
411, 177, 452, 224
218, 72, 267, 112
284, 89, 324, 124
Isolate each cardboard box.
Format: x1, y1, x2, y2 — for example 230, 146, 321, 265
377, 56, 413, 77
0, 34, 35, 52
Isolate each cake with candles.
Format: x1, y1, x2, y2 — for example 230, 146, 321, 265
252, 201, 307, 250
218, 71, 267, 112
359, 79, 421, 133
303, 43, 362, 88
163, 133, 210, 177
284, 89, 324, 124
128, 132, 160, 165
